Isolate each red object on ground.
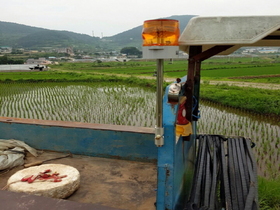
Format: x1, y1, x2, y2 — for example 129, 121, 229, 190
21, 169, 67, 183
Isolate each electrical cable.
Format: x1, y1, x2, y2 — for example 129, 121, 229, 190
192, 96, 200, 120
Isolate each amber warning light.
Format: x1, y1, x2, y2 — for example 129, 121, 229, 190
142, 19, 180, 46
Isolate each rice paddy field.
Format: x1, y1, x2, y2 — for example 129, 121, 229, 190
0, 82, 156, 126
0, 81, 279, 179
1, 55, 279, 209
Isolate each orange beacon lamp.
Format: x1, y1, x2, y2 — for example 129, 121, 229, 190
142, 19, 180, 59
142, 19, 180, 147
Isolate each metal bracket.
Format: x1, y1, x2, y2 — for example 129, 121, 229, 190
155, 126, 164, 147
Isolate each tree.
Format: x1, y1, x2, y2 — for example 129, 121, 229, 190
120, 47, 141, 56
0, 55, 24, 64
0, 55, 8, 64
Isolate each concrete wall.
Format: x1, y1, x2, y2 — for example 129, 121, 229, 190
0, 117, 157, 162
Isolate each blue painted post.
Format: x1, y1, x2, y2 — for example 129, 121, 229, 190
156, 79, 196, 210
156, 86, 178, 210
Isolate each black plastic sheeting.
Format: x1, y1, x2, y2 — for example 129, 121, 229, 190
184, 135, 259, 210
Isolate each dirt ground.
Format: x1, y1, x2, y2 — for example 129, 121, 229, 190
0, 151, 157, 210
202, 80, 280, 90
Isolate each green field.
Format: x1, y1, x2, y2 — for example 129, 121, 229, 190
1, 56, 280, 83
200, 84, 280, 116
50, 56, 280, 83
201, 64, 280, 78
0, 57, 279, 116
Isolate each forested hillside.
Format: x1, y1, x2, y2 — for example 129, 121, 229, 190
0, 15, 195, 51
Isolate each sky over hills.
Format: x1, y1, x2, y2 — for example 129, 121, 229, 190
2, 0, 280, 37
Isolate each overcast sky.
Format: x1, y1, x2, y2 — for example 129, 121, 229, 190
1, 0, 280, 37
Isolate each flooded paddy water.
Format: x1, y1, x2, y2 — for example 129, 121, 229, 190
0, 82, 156, 127
198, 101, 279, 179
0, 82, 279, 178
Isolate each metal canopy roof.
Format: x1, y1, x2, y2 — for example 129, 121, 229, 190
179, 16, 280, 55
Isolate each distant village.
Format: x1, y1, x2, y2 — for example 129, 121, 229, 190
0, 46, 280, 67
0, 46, 138, 66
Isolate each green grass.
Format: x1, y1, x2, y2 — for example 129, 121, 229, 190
200, 64, 280, 78
200, 83, 280, 116
0, 71, 86, 81
203, 55, 280, 63
49, 60, 188, 77
0, 71, 161, 90
220, 74, 280, 83
258, 177, 280, 210
52, 61, 159, 75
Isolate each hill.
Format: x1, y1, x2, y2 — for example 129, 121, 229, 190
0, 15, 195, 52
0, 21, 102, 51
